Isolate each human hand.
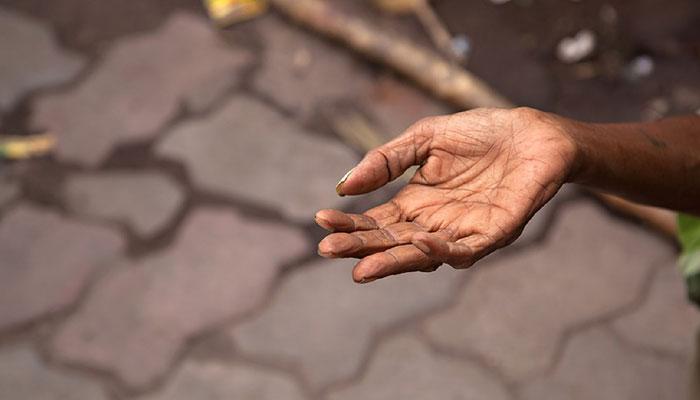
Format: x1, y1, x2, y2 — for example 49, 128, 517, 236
315, 107, 579, 283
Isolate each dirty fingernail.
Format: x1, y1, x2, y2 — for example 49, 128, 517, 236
359, 276, 377, 284
335, 168, 355, 197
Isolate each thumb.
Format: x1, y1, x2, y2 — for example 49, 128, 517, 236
336, 116, 442, 196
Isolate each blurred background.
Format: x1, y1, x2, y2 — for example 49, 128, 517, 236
0, 0, 699, 399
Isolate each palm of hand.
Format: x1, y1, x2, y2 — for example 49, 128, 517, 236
316, 108, 575, 283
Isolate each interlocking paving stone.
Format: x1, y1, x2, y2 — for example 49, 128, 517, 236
0, 205, 123, 333
32, 12, 253, 166
512, 184, 579, 246
363, 76, 451, 137
0, 8, 84, 113
183, 68, 240, 114
135, 359, 307, 400
51, 208, 307, 389
0, 176, 19, 208
520, 328, 687, 400
230, 258, 463, 390
64, 171, 185, 237
612, 260, 700, 358
0, 345, 107, 400
424, 200, 674, 381
327, 334, 510, 400
157, 96, 356, 221
253, 15, 373, 119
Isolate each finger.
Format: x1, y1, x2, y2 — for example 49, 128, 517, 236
317, 222, 425, 258
336, 116, 446, 196
315, 209, 379, 232
363, 201, 402, 228
352, 244, 442, 283
411, 232, 475, 269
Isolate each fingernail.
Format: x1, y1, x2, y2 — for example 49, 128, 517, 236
359, 276, 377, 284
318, 234, 356, 258
335, 168, 355, 197
314, 216, 335, 232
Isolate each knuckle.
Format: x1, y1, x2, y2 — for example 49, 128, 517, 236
416, 116, 438, 127
410, 116, 440, 136
367, 147, 388, 161
510, 106, 544, 122
512, 106, 537, 116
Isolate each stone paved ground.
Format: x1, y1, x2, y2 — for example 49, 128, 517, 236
1, 1, 699, 399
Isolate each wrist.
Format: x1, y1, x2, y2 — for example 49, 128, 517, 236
530, 110, 589, 184
558, 118, 592, 184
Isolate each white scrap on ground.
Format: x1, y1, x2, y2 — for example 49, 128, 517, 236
557, 30, 596, 64
624, 55, 655, 80
450, 34, 471, 61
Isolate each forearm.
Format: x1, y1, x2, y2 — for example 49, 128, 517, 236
564, 115, 700, 215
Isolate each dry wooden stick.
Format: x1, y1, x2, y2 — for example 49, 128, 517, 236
597, 193, 677, 238
372, 0, 462, 61
270, 0, 678, 239
412, 0, 463, 61
270, 0, 511, 109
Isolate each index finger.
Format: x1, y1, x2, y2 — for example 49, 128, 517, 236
337, 116, 446, 196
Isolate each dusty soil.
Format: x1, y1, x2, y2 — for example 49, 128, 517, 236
435, 0, 700, 121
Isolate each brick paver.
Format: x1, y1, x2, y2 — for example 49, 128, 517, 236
64, 170, 185, 237
230, 258, 463, 390
51, 208, 307, 389
0, 176, 19, 208
362, 76, 451, 137
424, 200, 674, 381
157, 96, 357, 221
520, 328, 687, 400
31, 12, 253, 166
135, 359, 308, 400
0, 205, 123, 333
612, 260, 700, 358
253, 15, 373, 119
0, 7, 84, 113
513, 184, 579, 246
0, 345, 107, 400
326, 334, 511, 400
1, 2, 697, 399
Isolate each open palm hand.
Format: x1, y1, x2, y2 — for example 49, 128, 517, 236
316, 107, 578, 283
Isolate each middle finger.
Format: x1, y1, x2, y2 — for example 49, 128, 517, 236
318, 222, 426, 258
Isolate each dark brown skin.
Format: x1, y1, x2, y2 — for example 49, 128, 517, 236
315, 107, 700, 283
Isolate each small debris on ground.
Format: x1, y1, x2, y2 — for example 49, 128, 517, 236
203, 0, 268, 27
672, 87, 700, 111
0, 133, 56, 160
642, 97, 671, 121
557, 30, 597, 64
451, 34, 471, 62
624, 55, 655, 81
